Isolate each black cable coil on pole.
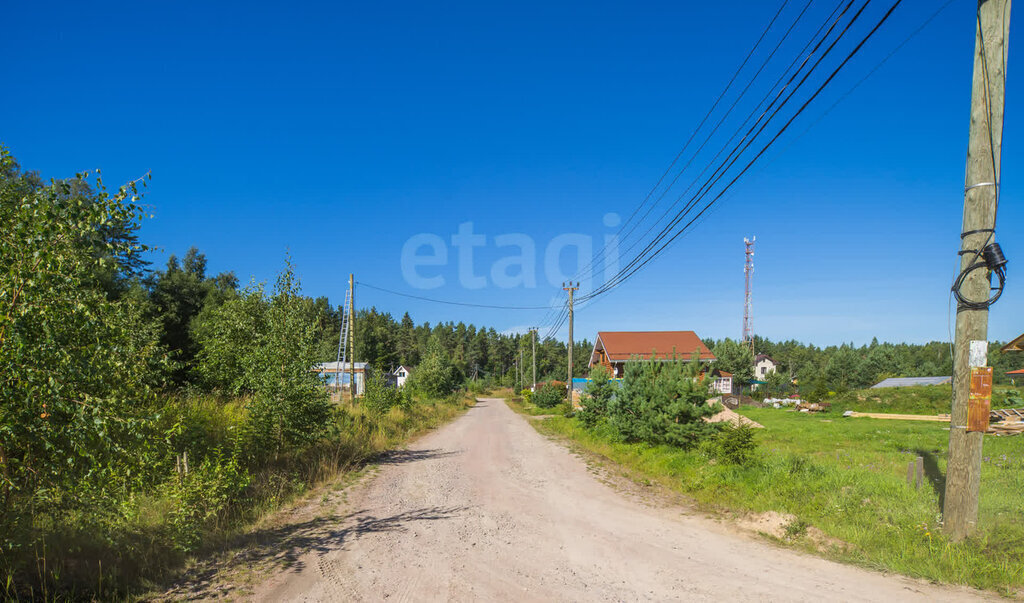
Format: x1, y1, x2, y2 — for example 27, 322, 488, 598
952, 228, 1007, 310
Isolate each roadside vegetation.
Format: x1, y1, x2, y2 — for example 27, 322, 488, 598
525, 362, 1024, 594
508, 382, 570, 416
0, 147, 487, 599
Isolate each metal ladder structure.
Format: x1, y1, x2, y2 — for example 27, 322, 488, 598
334, 287, 351, 393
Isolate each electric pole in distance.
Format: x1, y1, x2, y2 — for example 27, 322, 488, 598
743, 237, 755, 357
519, 344, 524, 392
944, 0, 1011, 541
531, 327, 537, 391
563, 282, 579, 405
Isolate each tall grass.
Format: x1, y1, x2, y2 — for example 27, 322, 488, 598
2, 392, 475, 600
531, 406, 1024, 594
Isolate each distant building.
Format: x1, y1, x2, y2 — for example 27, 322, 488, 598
314, 361, 368, 395
754, 354, 777, 379
392, 365, 413, 388
710, 369, 733, 394
870, 376, 952, 389
1001, 333, 1024, 353
1004, 335, 1024, 385
589, 330, 715, 378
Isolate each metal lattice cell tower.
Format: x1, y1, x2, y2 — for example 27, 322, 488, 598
743, 237, 755, 354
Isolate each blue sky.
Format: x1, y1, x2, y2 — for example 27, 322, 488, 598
2, 0, 1021, 346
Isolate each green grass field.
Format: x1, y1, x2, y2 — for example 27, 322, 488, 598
530, 405, 1024, 595
828, 384, 1022, 415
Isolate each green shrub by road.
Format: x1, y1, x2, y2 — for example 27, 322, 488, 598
529, 405, 1024, 595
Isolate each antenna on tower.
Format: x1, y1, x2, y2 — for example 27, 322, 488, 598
743, 237, 755, 356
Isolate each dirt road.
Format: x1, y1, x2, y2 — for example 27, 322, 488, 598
246, 398, 986, 601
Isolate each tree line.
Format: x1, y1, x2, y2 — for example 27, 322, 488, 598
134, 245, 592, 390
704, 335, 1020, 396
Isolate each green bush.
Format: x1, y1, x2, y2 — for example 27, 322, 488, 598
408, 335, 462, 397
578, 365, 615, 427
465, 380, 488, 395
804, 378, 829, 404
1006, 389, 1023, 406
607, 357, 718, 449
0, 149, 168, 573
194, 264, 333, 456
707, 422, 759, 466
362, 368, 410, 415
165, 448, 251, 552
533, 384, 564, 408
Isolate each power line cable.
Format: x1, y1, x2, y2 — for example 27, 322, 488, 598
541, 0, 856, 333
582, 0, 880, 300
544, 0, 931, 331
357, 281, 564, 310
581, 0, 905, 302
762, 0, 957, 170
576, 0, 797, 282
578, 0, 848, 286
590, 0, 820, 277
582, 0, 869, 301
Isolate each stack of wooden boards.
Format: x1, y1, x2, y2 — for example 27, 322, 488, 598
839, 407, 1024, 436
989, 407, 1024, 436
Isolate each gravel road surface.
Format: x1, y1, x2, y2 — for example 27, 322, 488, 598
252, 398, 988, 602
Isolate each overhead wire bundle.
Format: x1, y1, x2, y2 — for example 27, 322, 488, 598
537, 0, 955, 338
354, 0, 960, 338
949, 2, 1011, 312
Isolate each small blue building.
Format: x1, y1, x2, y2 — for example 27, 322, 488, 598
314, 361, 369, 396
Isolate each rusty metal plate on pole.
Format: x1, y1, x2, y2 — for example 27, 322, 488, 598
967, 366, 993, 433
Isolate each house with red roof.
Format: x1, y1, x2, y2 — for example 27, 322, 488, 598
588, 330, 715, 379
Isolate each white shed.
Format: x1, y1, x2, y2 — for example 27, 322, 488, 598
393, 365, 413, 388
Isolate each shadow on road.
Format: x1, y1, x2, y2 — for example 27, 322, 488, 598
158, 506, 468, 600
372, 448, 462, 465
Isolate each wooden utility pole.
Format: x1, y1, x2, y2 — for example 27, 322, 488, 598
531, 327, 537, 391
349, 273, 357, 398
519, 345, 524, 392
563, 282, 579, 404
944, 0, 1011, 541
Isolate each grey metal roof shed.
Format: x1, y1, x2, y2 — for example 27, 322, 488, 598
870, 376, 952, 389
